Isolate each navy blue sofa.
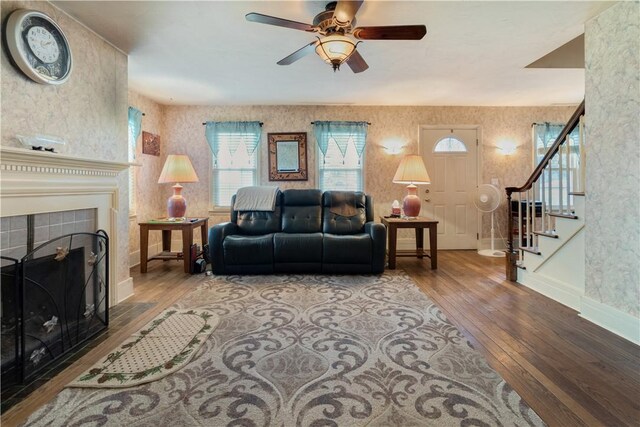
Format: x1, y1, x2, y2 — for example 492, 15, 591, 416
208, 189, 386, 274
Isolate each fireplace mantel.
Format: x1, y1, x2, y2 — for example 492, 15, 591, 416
0, 145, 133, 306
0, 146, 130, 176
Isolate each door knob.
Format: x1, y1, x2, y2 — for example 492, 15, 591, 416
425, 199, 431, 202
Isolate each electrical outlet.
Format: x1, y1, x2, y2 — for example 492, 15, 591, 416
491, 178, 499, 186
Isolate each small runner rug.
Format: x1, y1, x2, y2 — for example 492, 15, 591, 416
68, 308, 217, 388
25, 272, 545, 426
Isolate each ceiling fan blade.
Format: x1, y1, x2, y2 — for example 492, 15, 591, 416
246, 12, 316, 32
277, 41, 319, 65
346, 50, 369, 73
333, 0, 364, 27
352, 25, 427, 40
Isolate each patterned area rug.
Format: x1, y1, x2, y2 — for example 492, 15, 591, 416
23, 272, 545, 426
67, 309, 216, 388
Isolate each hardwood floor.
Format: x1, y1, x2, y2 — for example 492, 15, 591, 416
2, 252, 639, 426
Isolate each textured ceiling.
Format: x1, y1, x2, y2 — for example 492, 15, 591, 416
53, 1, 612, 106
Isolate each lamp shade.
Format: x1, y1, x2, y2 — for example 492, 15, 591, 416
315, 34, 356, 65
392, 155, 430, 184
158, 155, 199, 184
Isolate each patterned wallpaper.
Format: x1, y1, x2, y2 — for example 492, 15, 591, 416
155, 104, 574, 243
584, 1, 640, 317
128, 91, 167, 262
0, 1, 130, 283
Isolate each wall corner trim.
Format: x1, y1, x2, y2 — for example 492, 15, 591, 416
117, 277, 135, 304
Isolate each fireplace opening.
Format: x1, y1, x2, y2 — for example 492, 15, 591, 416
1, 223, 109, 392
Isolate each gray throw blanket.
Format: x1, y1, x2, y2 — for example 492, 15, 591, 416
233, 186, 279, 211
329, 191, 358, 217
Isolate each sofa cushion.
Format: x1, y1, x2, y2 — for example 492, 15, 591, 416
282, 190, 322, 233
231, 193, 283, 235
236, 210, 281, 235
323, 233, 372, 264
283, 189, 322, 206
322, 191, 367, 235
274, 232, 322, 263
223, 234, 274, 265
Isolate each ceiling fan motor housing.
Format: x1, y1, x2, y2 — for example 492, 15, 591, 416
313, 2, 356, 34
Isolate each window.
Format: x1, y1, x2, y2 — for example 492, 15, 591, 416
127, 107, 143, 215
205, 122, 261, 207
314, 122, 368, 192
533, 123, 580, 208
433, 136, 467, 153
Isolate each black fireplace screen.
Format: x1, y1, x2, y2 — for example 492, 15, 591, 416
1, 230, 109, 387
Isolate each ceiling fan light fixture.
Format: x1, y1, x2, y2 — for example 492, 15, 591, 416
315, 34, 357, 71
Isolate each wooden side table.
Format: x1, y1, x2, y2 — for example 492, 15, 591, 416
380, 216, 438, 270
139, 218, 208, 273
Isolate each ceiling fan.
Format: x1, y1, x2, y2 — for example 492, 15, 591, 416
246, 0, 427, 73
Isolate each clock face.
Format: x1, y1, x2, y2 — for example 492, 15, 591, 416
5, 10, 73, 84
27, 26, 60, 64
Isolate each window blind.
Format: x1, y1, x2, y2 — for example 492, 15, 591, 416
205, 122, 261, 207
317, 130, 366, 192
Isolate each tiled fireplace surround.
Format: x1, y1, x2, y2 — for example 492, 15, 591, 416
1, 209, 97, 261
0, 146, 130, 306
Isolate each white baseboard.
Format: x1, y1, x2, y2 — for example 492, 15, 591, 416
479, 237, 507, 251
517, 270, 582, 310
396, 237, 505, 251
580, 297, 640, 345
116, 277, 134, 304
397, 238, 417, 251
129, 242, 161, 268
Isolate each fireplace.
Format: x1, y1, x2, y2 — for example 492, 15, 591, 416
1, 223, 108, 388
0, 146, 131, 306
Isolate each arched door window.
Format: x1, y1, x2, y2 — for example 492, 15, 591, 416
433, 136, 467, 153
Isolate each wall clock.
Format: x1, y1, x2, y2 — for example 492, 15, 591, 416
4, 9, 73, 85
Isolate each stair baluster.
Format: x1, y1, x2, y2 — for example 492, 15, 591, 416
579, 115, 586, 193
547, 163, 553, 231
559, 142, 564, 214
541, 170, 546, 233
566, 134, 572, 210
518, 192, 523, 249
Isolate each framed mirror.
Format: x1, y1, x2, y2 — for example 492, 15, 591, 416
268, 132, 308, 181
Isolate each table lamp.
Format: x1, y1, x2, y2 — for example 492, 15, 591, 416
158, 154, 199, 220
392, 155, 431, 218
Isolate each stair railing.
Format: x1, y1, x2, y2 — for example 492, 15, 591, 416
505, 100, 585, 281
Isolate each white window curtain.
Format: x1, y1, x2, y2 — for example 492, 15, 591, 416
204, 121, 262, 207
314, 121, 368, 191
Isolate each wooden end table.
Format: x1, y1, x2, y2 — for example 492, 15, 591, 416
380, 216, 438, 270
139, 218, 208, 273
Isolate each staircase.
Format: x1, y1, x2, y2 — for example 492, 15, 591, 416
505, 101, 586, 309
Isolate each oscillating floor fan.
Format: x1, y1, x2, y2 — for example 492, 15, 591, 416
474, 184, 505, 258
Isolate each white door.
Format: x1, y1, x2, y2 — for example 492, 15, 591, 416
420, 128, 478, 249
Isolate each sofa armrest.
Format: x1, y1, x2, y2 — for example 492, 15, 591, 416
208, 222, 238, 274
366, 221, 387, 274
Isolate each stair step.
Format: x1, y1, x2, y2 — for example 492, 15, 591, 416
549, 211, 579, 219
521, 246, 541, 255
569, 192, 585, 196
533, 230, 559, 239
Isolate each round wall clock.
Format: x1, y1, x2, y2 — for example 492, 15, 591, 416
4, 9, 73, 85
